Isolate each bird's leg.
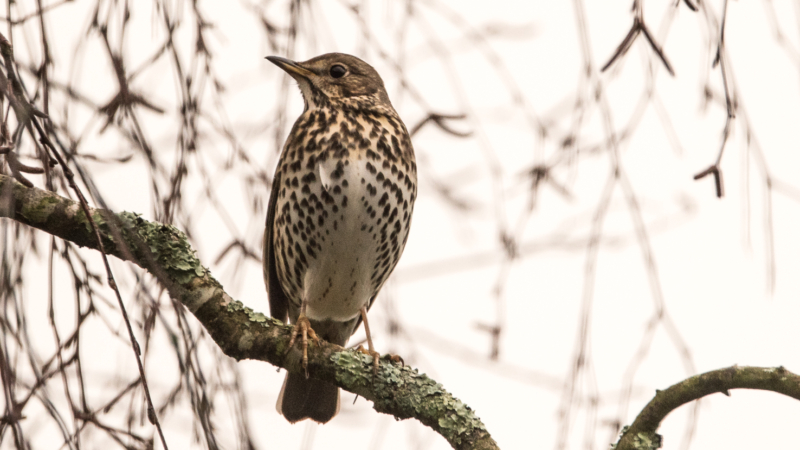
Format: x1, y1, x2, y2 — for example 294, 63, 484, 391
356, 306, 380, 377
355, 306, 404, 379
285, 301, 319, 378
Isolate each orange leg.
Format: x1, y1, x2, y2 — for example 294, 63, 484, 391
286, 304, 319, 378
356, 306, 404, 378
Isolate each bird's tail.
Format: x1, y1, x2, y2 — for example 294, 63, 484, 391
275, 316, 357, 423
276, 373, 340, 423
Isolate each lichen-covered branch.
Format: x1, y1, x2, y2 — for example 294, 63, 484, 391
613, 365, 800, 450
0, 174, 498, 450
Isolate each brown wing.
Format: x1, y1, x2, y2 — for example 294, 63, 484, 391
264, 170, 290, 322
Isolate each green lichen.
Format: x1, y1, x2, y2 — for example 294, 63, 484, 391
410, 372, 485, 444
250, 311, 267, 323
226, 299, 279, 329
332, 350, 485, 445
611, 428, 662, 450
20, 194, 59, 223
632, 432, 662, 450
114, 211, 208, 284
332, 351, 373, 387
226, 300, 246, 312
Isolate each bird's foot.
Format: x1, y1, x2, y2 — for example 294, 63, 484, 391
356, 346, 404, 379
356, 345, 380, 379
384, 354, 405, 367
286, 313, 319, 378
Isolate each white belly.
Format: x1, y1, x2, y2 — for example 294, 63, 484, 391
303, 157, 386, 322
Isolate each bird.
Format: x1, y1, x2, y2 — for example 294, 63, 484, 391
263, 53, 416, 424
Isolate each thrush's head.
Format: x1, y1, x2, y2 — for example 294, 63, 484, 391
267, 53, 391, 111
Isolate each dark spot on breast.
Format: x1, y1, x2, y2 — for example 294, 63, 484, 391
331, 160, 345, 179
294, 243, 307, 265
305, 153, 317, 170
378, 192, 389, 207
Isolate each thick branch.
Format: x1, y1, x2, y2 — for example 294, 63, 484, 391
0, 174, 498, 450
613, 365, 800, 450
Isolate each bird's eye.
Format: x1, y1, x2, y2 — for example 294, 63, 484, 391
329, 64, 347, 78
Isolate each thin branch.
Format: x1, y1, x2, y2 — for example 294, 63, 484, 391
409, 113, 470, 138
639, 20, 675, 76
694, 0, 734, 199
601, 13, 675, 76
600, 19, 641, 73
613, 366, 800, 450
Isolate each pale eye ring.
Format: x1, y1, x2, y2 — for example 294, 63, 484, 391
329, 64, 347, 78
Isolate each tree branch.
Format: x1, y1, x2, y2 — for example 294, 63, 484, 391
613, 365, 800, 450
0, 174, 498, 450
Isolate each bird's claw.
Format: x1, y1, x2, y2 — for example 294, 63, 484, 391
286, 313, 319, 378
356, 345, 381, 379
356, 346, 404, 380
384, 354, 404, 367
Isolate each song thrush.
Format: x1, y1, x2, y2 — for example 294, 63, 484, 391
263, 53, 416, 424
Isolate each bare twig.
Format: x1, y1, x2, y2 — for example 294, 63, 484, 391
601, 10, 675, 76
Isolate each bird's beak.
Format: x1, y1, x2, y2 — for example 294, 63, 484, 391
266, 56, 314, 79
